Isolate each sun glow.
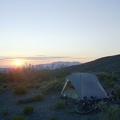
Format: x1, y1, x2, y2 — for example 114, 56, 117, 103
14, 59, 24, 67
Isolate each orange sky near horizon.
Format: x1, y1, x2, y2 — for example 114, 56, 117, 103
0, 53, 99, 68
1, 57, 94, 68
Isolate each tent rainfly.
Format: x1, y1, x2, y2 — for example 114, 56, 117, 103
61, 73, 108, 100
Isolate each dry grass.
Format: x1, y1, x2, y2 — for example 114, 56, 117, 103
14, 86, 27, 95
12, 115, 25, 120
17, 94, 44, 104
23, 105, 34, 115
54, 101, 65, 110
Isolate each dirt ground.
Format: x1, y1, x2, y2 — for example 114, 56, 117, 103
0, 88, 97, 120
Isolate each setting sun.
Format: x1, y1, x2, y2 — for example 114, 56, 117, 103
14, 59, 24, 67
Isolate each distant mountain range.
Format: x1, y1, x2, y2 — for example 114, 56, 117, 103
0, 68, 8, 73
35, 61, 81, 69
0, 61, 81, 72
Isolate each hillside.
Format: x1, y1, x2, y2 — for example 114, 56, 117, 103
66, 54, 120, 77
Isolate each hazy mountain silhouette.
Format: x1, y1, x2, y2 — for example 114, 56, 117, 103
36, 61, 81, 69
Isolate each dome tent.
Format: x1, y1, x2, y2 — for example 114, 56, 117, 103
61, 73, 108, 100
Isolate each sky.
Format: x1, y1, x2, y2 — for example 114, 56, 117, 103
0, 0, 120, 67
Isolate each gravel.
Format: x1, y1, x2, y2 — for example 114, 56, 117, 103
0, 88, 97, 120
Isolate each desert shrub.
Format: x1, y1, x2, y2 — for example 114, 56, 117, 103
17, 94, 44, 104
98, 101, 108, 112
1, 108, 9, 116
48, 116, 57, 120
96, 72, 109, 80
33, 94, 44, 101
107, 81, 116, 87
114, 84, 120, 98
7, 65, 38, 83
27, 81, 41, 88
54, 101, 65, 110
14, 86, 27, 95
3, 84, 8, 89
23, 105, 34, 115
96, 72, 117, 88
41, 78, 64, 94
98, 105, 120, 120
0, 86, 3, 93
17, 99, 25, 104
0, 73, 8, 83
12, 115, 25, 120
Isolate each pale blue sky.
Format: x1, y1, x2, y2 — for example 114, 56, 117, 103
0, 0, 120, 67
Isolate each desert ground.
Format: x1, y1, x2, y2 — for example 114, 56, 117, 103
0, 87, 96, 120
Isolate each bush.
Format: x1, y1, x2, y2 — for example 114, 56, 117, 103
98, 101, 108, 112
54, 101, 65, 110
14, 86, 27, 95
96, 72, 117, 88
48, 116, 57, 120
12, 115, 25, 120
23, 105, 34, 115
17, 94, 44, 104
17, 99, 27, 104
98, 105, 120, 120
33, 94, 44, 101
1, 108, 9, 116
41, 78, 63, 94
107, 81, 116, 87
3, 84, 8, 89
0, 86, 3, 93
0, 73, 8, 83
114, 84, 120, 98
